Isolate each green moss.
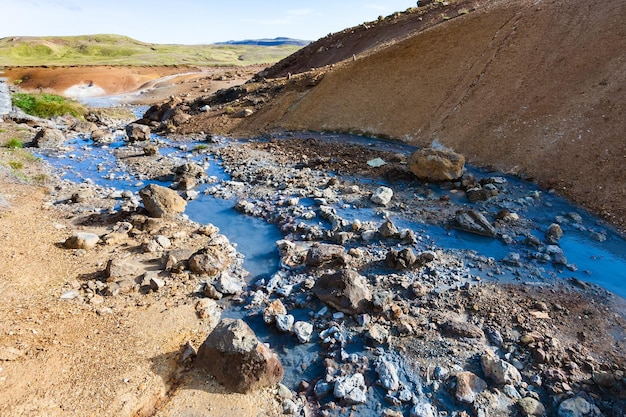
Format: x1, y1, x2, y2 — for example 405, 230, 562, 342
5, 138, 23, 149
12, 93, 86, 118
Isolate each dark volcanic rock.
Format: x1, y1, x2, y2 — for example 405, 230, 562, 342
455, 209, 496, 237
196, 318, 284, 393
313, 269, 371, 314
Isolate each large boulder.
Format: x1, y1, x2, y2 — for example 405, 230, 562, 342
408, 147, 465, 181
195, 318, 283, 393
125, 122, 151, 142
139, 184, 186, 218
32, 127, 66, 148
63, 232, 100, 250
313, 269, 371, 315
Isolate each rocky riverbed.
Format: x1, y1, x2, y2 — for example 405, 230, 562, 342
1, 107, 625, 417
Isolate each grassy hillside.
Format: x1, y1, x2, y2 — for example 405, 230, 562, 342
0, 34, 302, 66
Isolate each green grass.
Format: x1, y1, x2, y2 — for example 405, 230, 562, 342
4, 138, 23, 149
0, 34, 302, 66
12, 93, 86, 118
8, 161, 23, 170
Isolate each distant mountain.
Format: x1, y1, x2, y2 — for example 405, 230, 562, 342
216, 37, 311, 47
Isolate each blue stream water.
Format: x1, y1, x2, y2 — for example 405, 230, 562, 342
37, 132, 626, 415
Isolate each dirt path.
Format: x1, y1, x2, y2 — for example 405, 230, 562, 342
0, 126, 281, 416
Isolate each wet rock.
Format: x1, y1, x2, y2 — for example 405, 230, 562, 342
440, 320, 484, 339
410, 402, 438, 417
263, 299, 287, 324
481, 350, 522, 385
195, 318, 284, 393
379, 219, 399, 238
214, 271, 243, 295
313, 269, 371, 315
375, 357, 400, 391
366, 323, 390, 344
71, 189, 95, 203
143, 144, 159, 156
408, 147, 465, 181
456, 209, 496, 237
333, 373, 367, 404
546, 223, 564, 244
91, 129, 115, 144
188, 246, 233, 276
385, 247, 417, 270
293, 321, 313, 343
305, 243, 346, 267
503, 252, 522, 267
557, 396, 602, 417
275, 314, 295, 333
456, 371, 488, 404
32, 127, 66, 148
314, 379, 333, 398
466, 185, 498, 202
371, 186, 393, 206
125, 122, 151, 141
592, 370, 616, 388
518, 397, 547, 416
139, 184, 186, 218
63, 232, 100, 250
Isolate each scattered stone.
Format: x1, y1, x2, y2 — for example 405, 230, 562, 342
105, 258, 139, 282
195, 318, 284, 393
375, 357, 400, 391
293, 321, 313, 343
139, 184, 186, 218
379, 219, 399, 238
366, 323, 390, 344
314, 379, 333, 398
546, 223, 564, 244
333, 373, 367, 404
518, 396, 547, 416
275, 314, 295, 333
481, 350, 522, 385
557, 396, 602, 417
456, 371, 488, 403
143, 144, 159, 156
32, 127, 66, 148
367, 157, 387, 167
63, 232, 100, 250
386, 247, 418, 270
188, 246, 233, 276
408, 147, 465, 181
456, 209, 496, 237
440, 320, 484, 339
410, 402, 438, 417
312, 269, 372, 315
371, 186, 393, 206
263, 299, 287, 324
195, 298, 222, 329
125, 122, 151, 141
305, 243, 346, 267
149, 276, 165, 291
214, 272, 243, 295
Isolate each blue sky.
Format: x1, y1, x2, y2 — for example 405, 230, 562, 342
1, 0, 416, 44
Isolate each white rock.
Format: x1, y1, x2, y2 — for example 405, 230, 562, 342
275, 314, 295, 333
370, 186, 393, 206
334, 373, 367, 404
293, 321, 313, 343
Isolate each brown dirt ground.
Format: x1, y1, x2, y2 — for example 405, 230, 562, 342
0, 124, 282, 416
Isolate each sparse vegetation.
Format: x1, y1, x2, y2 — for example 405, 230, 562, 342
193, 144, 209, 152
12, 93, 86, 118
0, 35, 302, 66
5, 138, 23, 149
8, 160, 24, 170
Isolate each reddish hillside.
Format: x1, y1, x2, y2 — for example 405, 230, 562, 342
234, 0, 626, 229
